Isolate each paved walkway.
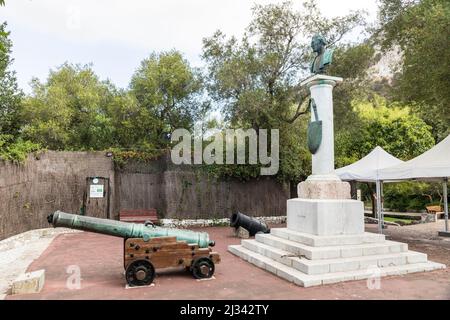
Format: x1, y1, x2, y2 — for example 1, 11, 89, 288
0, 228, 80, 299
5, 222, 450, 300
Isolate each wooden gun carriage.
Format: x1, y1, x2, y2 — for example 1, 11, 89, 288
48, 211, 220, 286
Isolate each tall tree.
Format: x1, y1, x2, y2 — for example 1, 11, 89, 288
130, 50, 208, 149
0, 22, 23, 137
376, 0, 450, 141
22, 63, 116, 150
202, 0, 366, 130
335, 95, 435, 168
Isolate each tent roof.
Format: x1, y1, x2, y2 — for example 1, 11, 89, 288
378, 134, 450, 181
335, 146, 404, 182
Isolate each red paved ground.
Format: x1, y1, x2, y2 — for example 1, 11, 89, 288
7, 225, 450, 300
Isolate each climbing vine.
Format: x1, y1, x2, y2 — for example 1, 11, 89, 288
109, 148, 166, 169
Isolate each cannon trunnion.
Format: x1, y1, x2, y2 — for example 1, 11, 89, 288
47, 211, 220, 287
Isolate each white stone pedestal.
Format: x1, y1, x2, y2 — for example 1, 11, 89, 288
292, 75, 362, 237
287, 199, 364, 236
297, 178, 351, 200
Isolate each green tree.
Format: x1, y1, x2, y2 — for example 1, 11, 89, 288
130, 50, 208, 149
0, 22, 23, 137
202, 1, 366, 129
335, 96, 435, 168
22, 63, 116, 150
327, 43, 377, 132
0, 1, 7, 51
0, 21, 40, 162
376, 0, 450, 141
105, 89, 164, 151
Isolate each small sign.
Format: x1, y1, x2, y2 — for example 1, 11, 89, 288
90, 184, 104, 198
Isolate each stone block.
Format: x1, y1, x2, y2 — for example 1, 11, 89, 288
276, 264, 296, 282
421, 212, 437, 223
235, 227, 250, 239
293, 275, 322, 288
340, 246, 364, 258
297, 179, 351, 199
363, 244, 390, 256
404, 251, 427, 264
293, 259, 330, 275
12, 269, 45, 295
270, 228, 385, 247
287, 198, 364, 236
228, 244, 446, 287
329, 259, 360, 273
377, 256, 407, 268
321, 273, 355, 285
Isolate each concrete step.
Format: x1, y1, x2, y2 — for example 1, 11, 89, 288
270, 228, 385, 247
242, 239, 427, 275
255, 233, 407, 260
228, 244, 445, 287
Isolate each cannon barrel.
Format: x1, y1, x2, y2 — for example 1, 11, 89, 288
230, 211, 270, 236
47, 211, 215, 248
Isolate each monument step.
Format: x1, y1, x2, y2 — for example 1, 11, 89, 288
241, 239, 427, 275
255, 233, 407, 260
228, 244, 445, 287
270, 228, 385, 247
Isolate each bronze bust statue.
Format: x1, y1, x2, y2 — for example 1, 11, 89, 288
310, 34, 334, 74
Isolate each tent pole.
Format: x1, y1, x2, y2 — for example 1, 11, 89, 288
381, 181, 384, 234
376, 180, 382, 234
444, 178, 448, 232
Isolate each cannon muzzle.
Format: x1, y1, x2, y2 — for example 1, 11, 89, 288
48, 211, 215, 248
230, 211, 270, 236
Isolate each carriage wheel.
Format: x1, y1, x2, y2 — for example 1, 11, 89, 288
125, 260, 155, 286
191, 257, 215, 279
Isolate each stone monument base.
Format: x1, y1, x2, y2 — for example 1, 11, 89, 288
287, 198, 364, 236
229, 228, 445, 287
229, 178, 445, 287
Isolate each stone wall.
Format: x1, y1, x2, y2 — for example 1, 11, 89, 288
0, 151, 115, 240
161, 171, 288, 219
116, 157, 289, 220
0, 151, 289, 240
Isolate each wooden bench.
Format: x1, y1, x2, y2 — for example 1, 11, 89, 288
424, 205, 445, 222
119, 209, 158, 224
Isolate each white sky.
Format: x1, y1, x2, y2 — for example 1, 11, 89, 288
1, 0, 378, 93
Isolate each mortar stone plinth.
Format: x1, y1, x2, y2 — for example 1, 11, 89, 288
287, 198, 364, 236
298, 178, 351, 199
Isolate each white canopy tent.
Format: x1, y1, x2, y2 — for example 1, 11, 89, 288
379, 134, 450, 180
335, 146, 404, 233
335, 146, 404, 182
379, 134, 450, 236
